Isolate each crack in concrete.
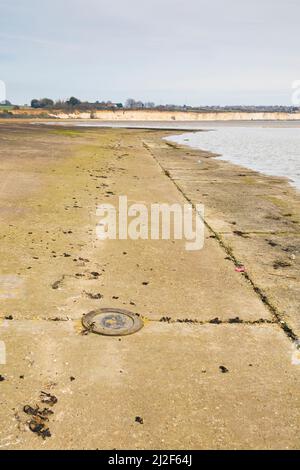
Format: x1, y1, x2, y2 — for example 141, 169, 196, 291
0, 316, 276, 327
143, 140, 299, 343
217, 231, 299, 236
155, 317, 275, 325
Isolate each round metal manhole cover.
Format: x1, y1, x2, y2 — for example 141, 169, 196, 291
82, 308, 144, 336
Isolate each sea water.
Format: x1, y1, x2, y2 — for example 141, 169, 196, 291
166, 127, 300, 190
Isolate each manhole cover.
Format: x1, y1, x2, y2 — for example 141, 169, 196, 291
82, 308, 144, 336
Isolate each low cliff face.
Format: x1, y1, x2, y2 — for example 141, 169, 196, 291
51, 109, 300, 121
8, 108, 300, 121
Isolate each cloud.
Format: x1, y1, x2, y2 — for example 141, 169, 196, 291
1, 0, 299, 105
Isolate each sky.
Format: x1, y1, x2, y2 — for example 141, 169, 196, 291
0, 0, 299, 106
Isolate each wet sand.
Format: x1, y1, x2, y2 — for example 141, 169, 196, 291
0, 121, 299, 449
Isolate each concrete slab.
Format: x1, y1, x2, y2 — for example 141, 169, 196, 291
0, 127, 270, 322
0, 125, 299, 450
0, 320, 299, 449
149, 134, 300, 337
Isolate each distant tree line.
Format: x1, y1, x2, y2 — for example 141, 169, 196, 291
29, 97, 300, 113
125, 98, 155, 109
0, 100, 12, 106
31, 97, 123, 110
31, 98, 54, 108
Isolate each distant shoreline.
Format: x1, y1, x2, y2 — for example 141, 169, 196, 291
2, 108, 300, 121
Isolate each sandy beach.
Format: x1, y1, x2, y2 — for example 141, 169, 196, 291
0, 121, 299, 449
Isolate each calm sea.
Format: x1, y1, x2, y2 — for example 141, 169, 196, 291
166, 126, 300, 190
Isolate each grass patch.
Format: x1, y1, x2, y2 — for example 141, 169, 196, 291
0, 105, 13, 111
264, 195, 288, 209
51, 128, 83, 137
241, 176, 256, 185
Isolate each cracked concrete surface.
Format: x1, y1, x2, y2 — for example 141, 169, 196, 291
0, 123, 299, 449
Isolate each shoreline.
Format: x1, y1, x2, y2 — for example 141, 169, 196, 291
32, 118, 300, 128
164, 129, 300, 192
165, 135, 299, 193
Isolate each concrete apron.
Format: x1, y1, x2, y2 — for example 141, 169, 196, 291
0, 126, 299, 449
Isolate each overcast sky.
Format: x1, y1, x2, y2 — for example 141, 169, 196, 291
0, 0, 299, 105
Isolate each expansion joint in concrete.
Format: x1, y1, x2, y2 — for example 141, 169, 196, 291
143, 140, 299, 344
